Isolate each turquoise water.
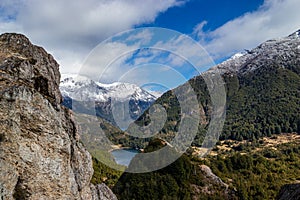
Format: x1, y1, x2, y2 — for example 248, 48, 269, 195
111, 149, 139, 166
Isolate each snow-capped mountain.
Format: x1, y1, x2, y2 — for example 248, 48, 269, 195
208, 29, 300, 75
60, 74, 156, 102
60, 74, 157, 126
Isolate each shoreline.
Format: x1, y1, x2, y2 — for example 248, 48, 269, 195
109, 145, 143, 153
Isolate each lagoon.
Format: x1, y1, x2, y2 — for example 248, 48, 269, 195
111, 149, 139, 166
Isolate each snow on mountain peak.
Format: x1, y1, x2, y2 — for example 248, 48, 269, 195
208, 30, 300, 75
60, 74, 156, 102
96, 81, 155, 101
231, 52, 246, 59
147, 90, 163, 98
288, 29, 300, 38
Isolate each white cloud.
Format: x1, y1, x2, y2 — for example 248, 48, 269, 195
192, 20, 207, 42
79, 27, 215, 87
80, 40, 140, 83
153, 34, 214, 68
194, 0, 300, 59
0, 21, 21, 33
2, 0, 299, 90
125, 29, 153, 45
0, 0, 186, 73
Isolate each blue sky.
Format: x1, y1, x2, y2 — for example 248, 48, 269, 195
0, 0, 300, 93
150, 0, 264, 34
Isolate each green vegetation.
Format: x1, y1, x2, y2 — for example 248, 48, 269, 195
74, 114, 126, 187
113, 154, 197, 200
112, 139, 234, 200
124, 63, 300, 148
221, 66, 300, 140
110, 137, 300, 199
88, 62, 299, 149
88, 41, 300, 199
88, 64, 300, 199
91, 156, 124, 187
205, 140, 300, 199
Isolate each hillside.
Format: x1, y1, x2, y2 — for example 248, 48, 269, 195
129, 29, 300, 148
112, 139, 236, 200
110, 30, 300, 200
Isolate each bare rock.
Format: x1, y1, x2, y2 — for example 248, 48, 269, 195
0, 33, 61, 107
0, 33, 116, 199
277, 184, 300, 200
199, 165, 229, 189
191, 165, 236, 199
91, 184, 118, 200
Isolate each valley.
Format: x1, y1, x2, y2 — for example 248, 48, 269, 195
83, 30, 300, 199
1, 1, 300, 199
1, 27, 299, 200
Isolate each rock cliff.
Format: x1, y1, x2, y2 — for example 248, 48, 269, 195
0, 33, 117, 200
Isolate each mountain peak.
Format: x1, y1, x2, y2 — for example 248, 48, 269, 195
60, 74, 157, 125
0, 33, 31, 47
288, 29, 300, 38
209, 29, 300, 75
60, 74, 156, 102
0, 33, 62, 106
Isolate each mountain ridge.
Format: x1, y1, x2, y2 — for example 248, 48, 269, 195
112, 29, 300, 200
209, 29, 300, 75
60, 74, 157, 126
60, 73, 158, 102
125, 29, 300, 148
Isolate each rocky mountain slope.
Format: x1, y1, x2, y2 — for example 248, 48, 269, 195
60, 74, 156, 127
212, 29, 300, 140
209, 29, 300, 75
130, 29, 300, 148
0, 33, 117, 200
112, 30, 300, 200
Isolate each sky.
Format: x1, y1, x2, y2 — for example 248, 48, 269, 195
1, 0, 300, 93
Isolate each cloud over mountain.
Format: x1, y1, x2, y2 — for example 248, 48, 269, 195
194, 0, 300, 59
0, 0, 186, 73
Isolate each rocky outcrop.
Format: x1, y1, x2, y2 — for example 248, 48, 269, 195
199, 165, 229, 189
190, 165, 235, 199
0, 33, 116, 199
91, 184, 118, 200
277, 184, 300, 200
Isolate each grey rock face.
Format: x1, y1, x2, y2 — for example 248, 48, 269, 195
277, 184, 300, 200
191, 165, 233, 197
199, 165, 229, 189
0, 33, 116, 200
91, 184, 118, 200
